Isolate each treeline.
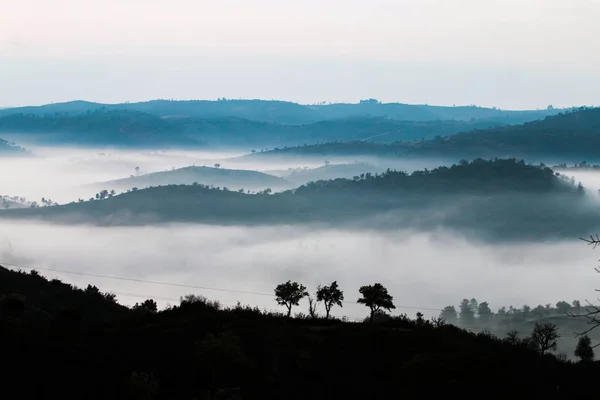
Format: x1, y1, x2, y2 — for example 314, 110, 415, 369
0, 109, 204, 148
2, 265, 600, 399
0, 98, 562, 125
1, 159, 596, 241
404, 107, 600, 161
247, 107, 600, 163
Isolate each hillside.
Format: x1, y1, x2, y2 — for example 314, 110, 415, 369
245, 107, 600, 164
1, 265, 599, 399
0, 99, 563, 125
0, 137, 28, 156
2, 159, 596, 241
277, 162, 385, 186
87, 165, 292, 193
403, 107, 600, 162
0, 109, 204, 148
309, 100, 560, 124
175, 116, 511, 147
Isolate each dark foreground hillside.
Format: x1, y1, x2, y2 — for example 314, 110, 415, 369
1, 265, 599, 399
2, 159, 598, 241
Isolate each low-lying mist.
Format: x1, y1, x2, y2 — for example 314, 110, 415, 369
0, 220, 596, 322
0, 145, 452, 204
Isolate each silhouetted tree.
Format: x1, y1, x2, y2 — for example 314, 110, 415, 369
575, 335, 594, 362
439, 305, 458, 325
555, 301, 571, 314
504, 330, 521, 346
459, 299, 475, 327
275, 281, 308, 317
357, 283, 395, 323
316, 281, 344, 319
478, 301, 493, 325
531, 322, 559, 355
133, 299, 158, 313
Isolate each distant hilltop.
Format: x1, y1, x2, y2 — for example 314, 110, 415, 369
0, 98, 567, 125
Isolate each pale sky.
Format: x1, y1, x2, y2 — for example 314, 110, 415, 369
1, 0, 599, 109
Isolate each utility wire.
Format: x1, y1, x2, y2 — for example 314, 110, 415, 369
1, 260, 597, 327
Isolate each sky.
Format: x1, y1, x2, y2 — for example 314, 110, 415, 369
1, 0, 599, 109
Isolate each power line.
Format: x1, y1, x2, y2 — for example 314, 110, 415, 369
4, 261, 600, 338
0, 260, 596, 322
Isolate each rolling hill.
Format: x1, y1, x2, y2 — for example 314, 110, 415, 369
244, 107, 600, 164
2, 265, 596, 399
0, 99, 563, 125
175, 116, 512, 147
0, 109, 204, 148
275, 163, 386, 186
402, 107, 600, 162
2, 159, 595, 241
86, 165, 292, 193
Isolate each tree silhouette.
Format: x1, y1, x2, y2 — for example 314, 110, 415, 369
133, 299, 158, 313
478, 302, 493, 325
439, 305, 458, 325
274, 281, 308, 317
575, 335, 594, 362
357, 283, 395, 323
459, 299, 475, 327
531, 322, 559, 355
316, 281, 344, 319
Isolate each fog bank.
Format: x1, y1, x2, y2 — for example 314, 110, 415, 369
0, 221, 596, 321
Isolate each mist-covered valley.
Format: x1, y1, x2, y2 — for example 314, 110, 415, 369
3, 101, 600, 397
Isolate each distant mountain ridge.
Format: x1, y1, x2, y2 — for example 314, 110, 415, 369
244, 107, 600, 164
0, 109, 203, 148
0, 99, 563, 125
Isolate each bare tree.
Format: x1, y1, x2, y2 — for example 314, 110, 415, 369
576, 235, 600, 338
530, 322, 559, 355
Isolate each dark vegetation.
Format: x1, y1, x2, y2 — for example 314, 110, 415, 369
553, 161, 600, 171
0, 109, 204, 148
246, 107, 600, 164
1, 158, 596, 241
2, 264, 600, 399
403, 107, 600, 162
0, 110, 544, 150
0, 98, 562, 125
174, 116, 511, 147
274, 162, 385, 187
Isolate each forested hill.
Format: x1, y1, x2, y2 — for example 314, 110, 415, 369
403, 107, 600, 162
173, 116, 509, 147
246, 107, 600, 163
0, 99, 562, 125
2, 159, 596, 241
0, 109, 204, 148
2, 265, 598, 399
88, 165, 292, 193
